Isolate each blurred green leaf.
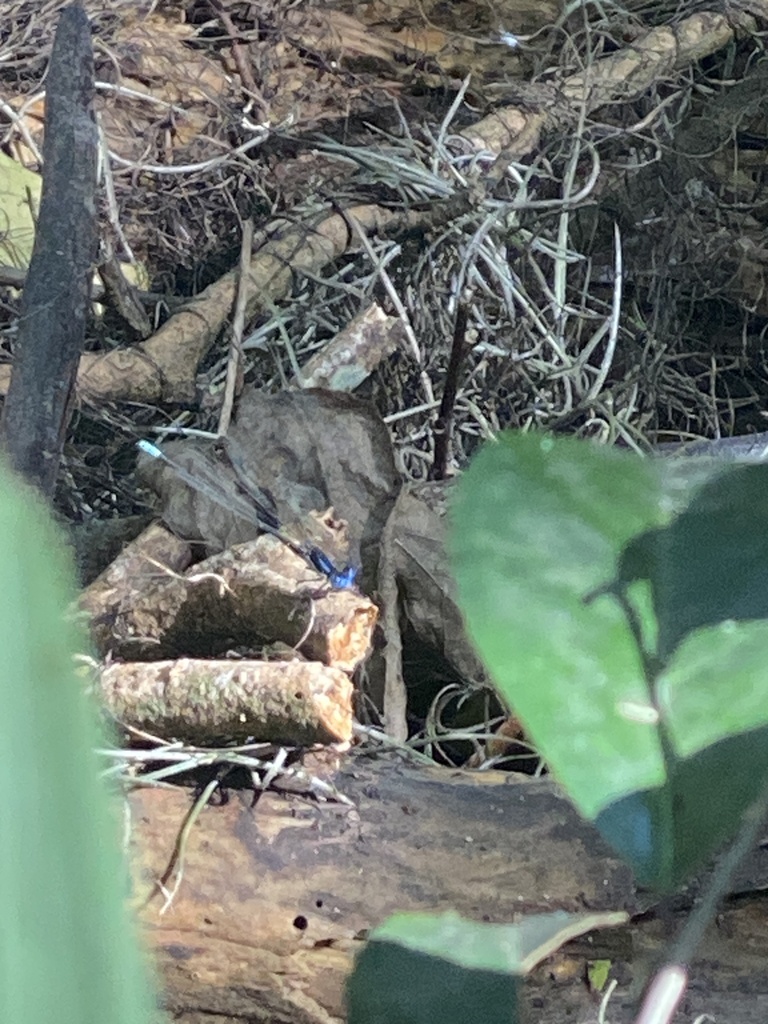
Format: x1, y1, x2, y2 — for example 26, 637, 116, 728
587, 960, 611, 992
0, 461, 157, 1023
449, 434, 669, 818
616, 465, 768, 660
450, 435, 768, 890
346, 910, 626, 1024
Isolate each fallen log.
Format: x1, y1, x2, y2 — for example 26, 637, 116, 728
126, 757, 768, 1024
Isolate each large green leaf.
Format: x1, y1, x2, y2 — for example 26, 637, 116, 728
450, 435, 768, 890
0, 462, 157, 1023
450, 435, 669, 817
347, 915, 521, 1024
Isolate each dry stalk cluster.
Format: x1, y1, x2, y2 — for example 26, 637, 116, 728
1, 1, 767, 492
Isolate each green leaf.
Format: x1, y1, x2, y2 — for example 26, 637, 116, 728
587, 960, 612, 992
0, 462, 156, 1023
450, 436, 768, 890
346, 910, 627, 1024
596, 726, 768, 889
616, 465, 768, 661
449, 434, 669, 818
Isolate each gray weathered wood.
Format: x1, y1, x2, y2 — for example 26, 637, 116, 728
1, 4, 97, 496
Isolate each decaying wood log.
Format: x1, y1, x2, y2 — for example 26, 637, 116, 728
102, 658, 354, 745
127, 757, 768, 1024
80, 524, 378, 671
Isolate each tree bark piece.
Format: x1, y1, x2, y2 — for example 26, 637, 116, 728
80, 525, 378, 671
102, 658, 353, 745
1, 4, 97, 496
78, 521, 194, 653
297, 303, 404, 391
131, 762, 636, 1022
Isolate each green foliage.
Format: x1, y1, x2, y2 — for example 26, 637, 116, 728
347, 912, 522, 1024
0, 460, 157, 1023
615, 465, 768, 661
347, 909, 628, 1024
449, 434, 768, 890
